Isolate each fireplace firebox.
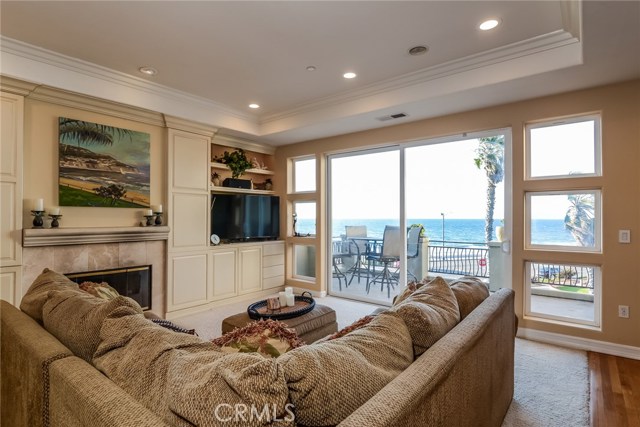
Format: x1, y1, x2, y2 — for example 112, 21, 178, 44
65, 265, 151, 310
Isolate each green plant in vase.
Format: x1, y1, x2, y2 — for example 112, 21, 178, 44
219, 149, 253, 178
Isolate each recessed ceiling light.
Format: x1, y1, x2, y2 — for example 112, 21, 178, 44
249, 103, 260, 109
408, 45, 429, 56
343, 72, 357, 79
138, 66, 157, 76
306, 65, 317, 71
479, 19, 500, 31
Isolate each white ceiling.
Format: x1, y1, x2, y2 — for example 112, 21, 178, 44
1, 1, 639, 146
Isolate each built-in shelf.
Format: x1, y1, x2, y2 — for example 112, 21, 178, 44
210, 186, 275, 195
210, 162, 274, 175
22, 226, 170, 247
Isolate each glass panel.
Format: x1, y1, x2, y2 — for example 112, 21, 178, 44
526, 262, 599, 326
405, 136, 504, 284
529, 118, 598, 178
294, 158, 316, 192
293, 201, 316, 237
527, 191, 600, 251
293, 244, 316, 278
329, 149, 400, 305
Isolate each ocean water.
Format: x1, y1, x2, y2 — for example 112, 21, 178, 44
296, 218, 577, 246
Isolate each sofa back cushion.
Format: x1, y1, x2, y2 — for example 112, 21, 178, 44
390, 276, 460, 357
42, 289, 142, 362
20, 268, 79, 322
450, 276, 490, 320
276, 311, 413, 426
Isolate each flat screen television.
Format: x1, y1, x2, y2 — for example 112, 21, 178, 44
211, 194, 280, 242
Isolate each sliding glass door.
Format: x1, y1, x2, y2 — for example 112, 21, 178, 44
328, 130, 510, 306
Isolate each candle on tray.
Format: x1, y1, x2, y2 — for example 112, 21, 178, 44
285, 287, 293, 295
50, 207, 60, 215
278, 292, 287, 307
286, 293, 295, 307
34, 198, 44, 211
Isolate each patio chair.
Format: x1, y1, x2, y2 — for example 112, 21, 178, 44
406, 224, 424, 282
332, 239, 361, 291
344, 225, 371, 285
366, 225, 402, 298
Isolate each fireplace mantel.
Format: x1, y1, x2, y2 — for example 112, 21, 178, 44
22, 226, 170, 247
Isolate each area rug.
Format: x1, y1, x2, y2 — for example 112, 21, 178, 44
502, 338, 590, 427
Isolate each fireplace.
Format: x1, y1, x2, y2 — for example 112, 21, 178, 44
66, 265, 152, 310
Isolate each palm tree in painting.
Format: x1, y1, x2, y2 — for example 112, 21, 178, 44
474, 136, 505, 242
59, 118, 133, 147
565, 194, 595, 246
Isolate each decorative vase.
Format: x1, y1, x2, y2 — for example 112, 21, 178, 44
495, 225, 505, 242
212, 173, 220, 186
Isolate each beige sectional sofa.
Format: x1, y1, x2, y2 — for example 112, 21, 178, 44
1, 269, 515, 427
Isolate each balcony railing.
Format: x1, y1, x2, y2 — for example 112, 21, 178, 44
428, 240, 489, 278
530, 263, 594, 289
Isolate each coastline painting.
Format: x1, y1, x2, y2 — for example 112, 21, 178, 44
58, 117, 151, 208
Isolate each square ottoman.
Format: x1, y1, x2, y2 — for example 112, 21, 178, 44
221, 304, 338, 343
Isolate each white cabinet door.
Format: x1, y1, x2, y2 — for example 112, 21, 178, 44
171, 192, 209, 248
169, 130, 210, 192
210, 248, 237, 301
0, 92, 23, 268
168, 253, 208, 310
0, 266, 22, 306
238, 246, 262, 294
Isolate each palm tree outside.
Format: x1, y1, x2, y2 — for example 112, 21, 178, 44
474, 136, 505, 243
564, 194, 595, 246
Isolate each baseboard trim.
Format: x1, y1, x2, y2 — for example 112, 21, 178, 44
518, 327, 640, 360
292, 287, 327, 298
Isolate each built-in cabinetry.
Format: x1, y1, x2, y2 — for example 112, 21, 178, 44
0, 91, 24, 306
165, 118, 283, 318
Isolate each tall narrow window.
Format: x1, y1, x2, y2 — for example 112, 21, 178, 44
293, 158, 316, 192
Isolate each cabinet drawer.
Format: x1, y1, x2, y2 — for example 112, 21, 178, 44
263, 242, 284, 256
263, 275, 284, 289
263, 264, 284, 279
263, 254, 284, 268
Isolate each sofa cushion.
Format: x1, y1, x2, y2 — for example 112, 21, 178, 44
390, 276, 460, 357
20, 268, 79, 322
450, 276, 490, 319
42, 288, 142, 362
94, 312, 291, 426
325, 315, 375, 340
276, 311, 413, 426
211, 318, 304, 358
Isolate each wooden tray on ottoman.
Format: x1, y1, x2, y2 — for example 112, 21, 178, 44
247, 292, 315, 320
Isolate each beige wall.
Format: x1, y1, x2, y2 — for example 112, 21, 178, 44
274, 79, 640, 348
23, 98, 167, 228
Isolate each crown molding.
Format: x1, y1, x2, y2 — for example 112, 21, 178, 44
260, 29, 580, 125
0, 75, 38, 96
213, 133, 275, 155
164, 115, 218, 137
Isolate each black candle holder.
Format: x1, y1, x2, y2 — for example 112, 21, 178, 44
31, 210, 45, 228
144, 215, 155, 226
154, 212, 163, 226
49, 214, 62, 228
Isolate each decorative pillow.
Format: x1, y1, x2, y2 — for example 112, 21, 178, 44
151, 319, 197, 336
277, 311, 413, 426
390, 276, 460, 357
211, 319, 305, 358
42, 288, 143, 362
20, 268, 79, 322
449, 276, 490, 319
79, 281, 120, 300
393, 281, 419, 306
325, 315, 375, 340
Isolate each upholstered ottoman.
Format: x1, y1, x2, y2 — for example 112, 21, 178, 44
221, 304, 338, 343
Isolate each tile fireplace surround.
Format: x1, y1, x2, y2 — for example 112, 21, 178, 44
21, 226, 169, 317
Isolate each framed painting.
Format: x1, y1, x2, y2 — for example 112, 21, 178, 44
58, 117, 151, 208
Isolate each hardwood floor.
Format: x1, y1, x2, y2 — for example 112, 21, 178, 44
589, 352, 640, 427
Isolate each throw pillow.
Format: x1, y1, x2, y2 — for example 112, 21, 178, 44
277, 311, 413, 426
325, 315, 375, 340
79, 281, 120, 300
211, 318, 305, 358
390, 276, 460, 357
42, 288, 143, 362
449, 276, 490, 319
393, 281, 419, 306
20, 268, 80, 322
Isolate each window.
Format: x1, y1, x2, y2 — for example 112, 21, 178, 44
523, 114, 602, 328
526, 115, 601, 179
293, 157, 316, 192
293, 201, 316, 237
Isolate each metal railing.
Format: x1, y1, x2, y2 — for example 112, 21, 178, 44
428, 240, 489, 278
530, 263, 594, 289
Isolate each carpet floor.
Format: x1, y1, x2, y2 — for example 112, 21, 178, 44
175, 295, 590, 427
